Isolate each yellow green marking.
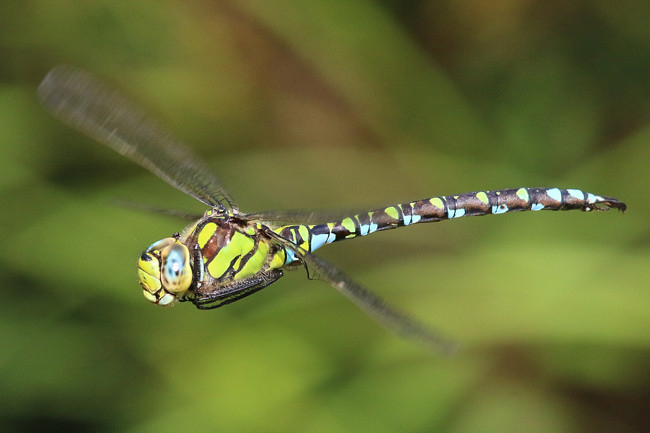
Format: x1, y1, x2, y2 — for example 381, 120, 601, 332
516, 188, 529, 202
430, 197, 444, 209
298, 225, 310, 247
385, 206, 399, 220
198, 222, 217, 248
342, 217, 356, 238
207, 231, 254, 279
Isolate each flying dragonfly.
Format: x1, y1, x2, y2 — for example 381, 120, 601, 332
37, 66, 626, 353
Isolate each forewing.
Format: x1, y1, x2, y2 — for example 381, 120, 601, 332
38, 65, 237, 211
245, 207, 370, 227
111, 199, 203, 221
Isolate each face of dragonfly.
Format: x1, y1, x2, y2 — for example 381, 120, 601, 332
137, 238, 193, 306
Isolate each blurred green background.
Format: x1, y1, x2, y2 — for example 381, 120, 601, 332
1, 0, 648, 432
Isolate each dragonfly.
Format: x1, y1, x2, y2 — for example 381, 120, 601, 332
38, 66, 626, 353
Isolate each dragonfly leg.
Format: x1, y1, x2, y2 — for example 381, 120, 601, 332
190, 270, 284, 310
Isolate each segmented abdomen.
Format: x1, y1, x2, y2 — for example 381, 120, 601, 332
275, 187, 626, 265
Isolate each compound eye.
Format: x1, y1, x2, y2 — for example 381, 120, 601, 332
146, 237, 177, 253
160, 243, 192, 294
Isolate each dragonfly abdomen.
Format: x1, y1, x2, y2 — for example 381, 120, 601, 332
276, 187, 626, 261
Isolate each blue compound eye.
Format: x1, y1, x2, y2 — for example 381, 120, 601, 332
160, 242, 192, 294
146, 237, 177, 253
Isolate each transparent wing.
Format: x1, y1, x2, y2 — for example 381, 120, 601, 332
265, 230, 460, 355
37, 65, 237, 211
244, 209, 358, 226
111, 199, 203, 221
244, 205, 379, 227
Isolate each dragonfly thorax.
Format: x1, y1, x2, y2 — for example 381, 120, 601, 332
183, 212, 283, 283
138, 237, 193, 306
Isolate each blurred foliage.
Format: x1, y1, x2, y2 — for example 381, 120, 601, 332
0, 0, 649, 432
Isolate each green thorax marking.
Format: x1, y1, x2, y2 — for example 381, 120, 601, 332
182, 211, 285, 285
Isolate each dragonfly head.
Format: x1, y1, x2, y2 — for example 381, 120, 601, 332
137, 237, 192, 306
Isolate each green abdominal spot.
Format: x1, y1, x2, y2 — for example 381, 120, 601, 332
385, 206, 399, 219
